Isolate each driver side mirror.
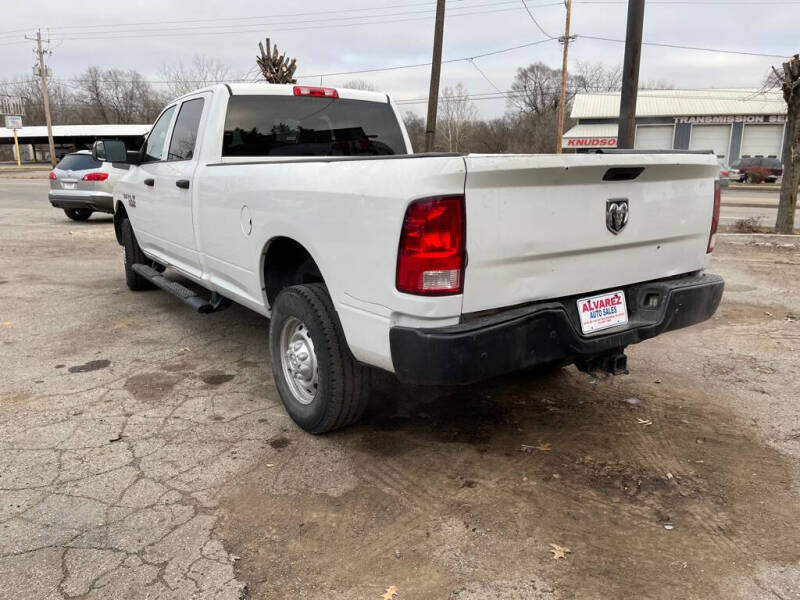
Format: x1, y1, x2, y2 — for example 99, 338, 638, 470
92, 140, 139, 164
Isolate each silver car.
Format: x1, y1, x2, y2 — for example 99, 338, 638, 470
48, 150, 129, 221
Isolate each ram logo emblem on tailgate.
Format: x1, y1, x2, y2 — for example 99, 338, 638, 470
606, 198, 629, 234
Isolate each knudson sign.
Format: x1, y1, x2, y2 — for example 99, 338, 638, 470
674, 115, 786, 124
564, 137, 617, 148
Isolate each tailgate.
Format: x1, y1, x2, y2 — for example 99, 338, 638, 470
461, 153, 719, 314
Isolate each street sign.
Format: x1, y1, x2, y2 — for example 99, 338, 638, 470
0, 95, 24, 116
4, 115, 23, 129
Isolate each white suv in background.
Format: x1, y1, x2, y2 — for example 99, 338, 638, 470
48, 150, 130, 221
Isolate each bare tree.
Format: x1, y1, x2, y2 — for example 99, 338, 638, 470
402, 112, 426, 153
75, 67, 164, 124
508, 63, 565, 116
469, 117, 513, 154
773, 54, 800, 234
1, 76, 78, 126
573, 61, 622, 92
437, 83, 477, 152
160, 54, 234, 99
342, 79, 378, 91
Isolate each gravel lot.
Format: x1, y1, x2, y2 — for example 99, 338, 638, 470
1, 181, 799, 599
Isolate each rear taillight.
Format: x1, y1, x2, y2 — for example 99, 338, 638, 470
396, 195, 465, 295
49, 171, 56, 180
708, 180, 721, 253
82, 172, 108, 181
720, 170, 729, 177
293, 86, 338, 98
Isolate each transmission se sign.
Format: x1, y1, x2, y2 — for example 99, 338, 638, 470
674, 115, 787, 124
564, 137, 617, 148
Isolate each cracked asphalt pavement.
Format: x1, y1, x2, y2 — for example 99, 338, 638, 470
2, 180, 800, 599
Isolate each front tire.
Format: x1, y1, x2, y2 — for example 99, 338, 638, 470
64, 208, 92, 221
269, 283, 371, 434
120, 218, 155, 291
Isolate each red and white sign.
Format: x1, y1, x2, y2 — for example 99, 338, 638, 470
577, 290, 628, 334
564, 137, 617, 148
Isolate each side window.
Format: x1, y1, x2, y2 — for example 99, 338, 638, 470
143, 106, 176, 162
168, 98, 205, 161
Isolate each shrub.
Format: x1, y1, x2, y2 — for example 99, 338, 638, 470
732, 216, 763, 233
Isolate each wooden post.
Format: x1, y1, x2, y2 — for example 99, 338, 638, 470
35, 30, 57, 167
556, 0, 572, 154
775, 54, 800, 234
617, 0, 645, 149
424, 0, 446, 152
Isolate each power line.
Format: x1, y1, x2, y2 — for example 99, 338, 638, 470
6, 0, 558, 36
468, 58, 524, 110
29, 1, 524, 39
520, 0, 556, 38
579, 34, 791, 58
395, 88, 787, 104
284, 38, 556, 80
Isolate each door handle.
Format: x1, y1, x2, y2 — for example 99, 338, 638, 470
176, 179, 190, 189
144, 178, 154, 187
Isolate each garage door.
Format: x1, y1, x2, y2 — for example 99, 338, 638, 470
634, 125, 674, 150
741, 124, 783, 157
689, 124, 731, 159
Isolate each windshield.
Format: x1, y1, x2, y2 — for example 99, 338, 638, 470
56, 154, 102, 171
222, 95, 407, 157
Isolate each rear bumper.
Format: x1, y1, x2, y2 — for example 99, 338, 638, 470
390, 272, 724, 385
49, 190, 113, 213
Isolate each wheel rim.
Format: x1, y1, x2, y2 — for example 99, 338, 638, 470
279, 316, 319, 405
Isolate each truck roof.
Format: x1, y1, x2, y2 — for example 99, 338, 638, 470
175, 83, 391, 105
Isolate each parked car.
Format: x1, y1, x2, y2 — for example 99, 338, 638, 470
94, 83, 723, 434
728, 156, 783, 183
48, 150, 130, 221
718, 158, 730, 187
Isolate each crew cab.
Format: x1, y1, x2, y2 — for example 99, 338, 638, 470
95, 83, 724, 433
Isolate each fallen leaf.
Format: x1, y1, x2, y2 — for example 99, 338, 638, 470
549, 543, 571, 559
381, 585, 398, 599
521, 441, 551, 453
637, 418, 653, 426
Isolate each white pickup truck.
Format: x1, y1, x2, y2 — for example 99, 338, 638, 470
94, 83, 724, 433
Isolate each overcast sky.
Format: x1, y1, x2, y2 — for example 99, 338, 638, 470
2, 0, 797, 119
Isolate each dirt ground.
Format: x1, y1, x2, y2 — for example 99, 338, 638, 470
1, 181, 800, 599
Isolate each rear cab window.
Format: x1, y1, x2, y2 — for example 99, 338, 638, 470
56, 154, 101, 171
222, 95, 407, 157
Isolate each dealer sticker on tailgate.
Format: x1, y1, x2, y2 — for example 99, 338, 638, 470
577, 290, 628, 334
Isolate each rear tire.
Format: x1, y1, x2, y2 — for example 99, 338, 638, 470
269, 283, 371, 434
120, 218, 155, 291
64, 208, 92, 221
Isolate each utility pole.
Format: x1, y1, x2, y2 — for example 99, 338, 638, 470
30, 29, 57, 167
424, 0, 446, 152
774, 54, 799, 234
555, 0, 573, 154
617, 0, 645, 149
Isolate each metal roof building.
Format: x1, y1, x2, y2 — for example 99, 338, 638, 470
563, 89, 787, 162
0, 124, 150, 162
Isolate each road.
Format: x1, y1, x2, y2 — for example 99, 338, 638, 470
2, 180, 800, 599
2, 180, 794, 228
718, 187, 799, 228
